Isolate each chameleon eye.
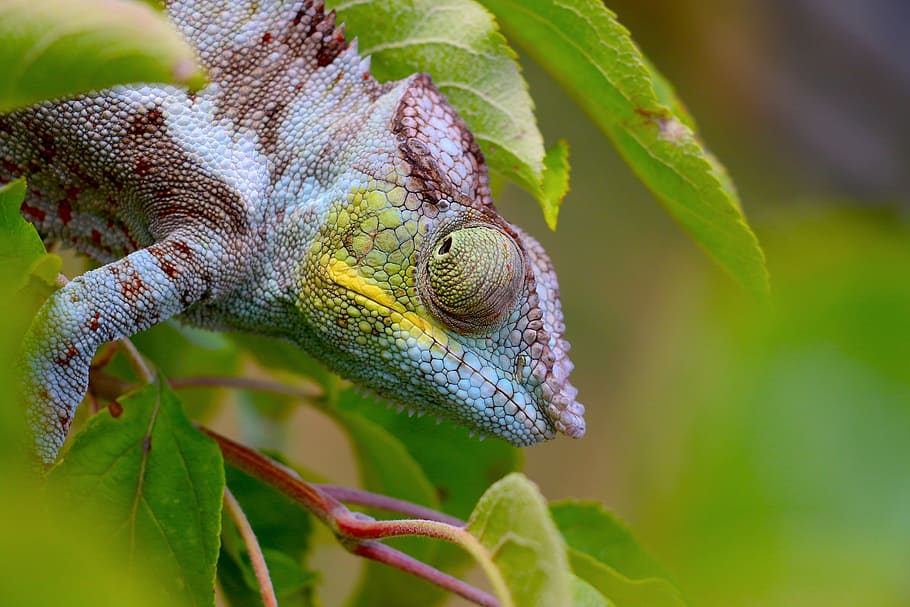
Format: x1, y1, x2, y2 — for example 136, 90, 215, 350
422, 226, 525, 333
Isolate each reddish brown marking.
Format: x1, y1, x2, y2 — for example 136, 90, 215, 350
156, 204, 182, 220
21, 202, 46, 222
88, 311, 100, 332
91, 229, 102, 247
362, 72, 370, 81
120, 275, 145, 300
172, 241, 192, 257
262, 31, 273, 44
335, 33, 345, 43
316, 51, 337, 67
55, 346, 79, 366
108, 401, 123, 418
38, 132, 56, 164
134, 158, 153, 175
634, 107, 665, 119
58, 413, 70, 429
146, 108, 163, 125
57, 198, 72, 225
149, 247, 179, 278
128, 107, 165, 136
292, 9, 304, 25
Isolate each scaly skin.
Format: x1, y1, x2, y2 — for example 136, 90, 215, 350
0, 0, 585, 464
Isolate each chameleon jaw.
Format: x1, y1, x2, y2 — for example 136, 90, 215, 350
320, 255, 562, 445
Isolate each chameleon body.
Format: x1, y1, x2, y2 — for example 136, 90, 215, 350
0, 0, 585, 464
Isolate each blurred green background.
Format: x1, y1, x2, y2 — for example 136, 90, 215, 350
488, 1, 910, 606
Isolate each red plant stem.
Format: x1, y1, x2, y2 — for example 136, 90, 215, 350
201, 426, 343, 528
352, 541, 498, 607
314, 484, 465, 526
201, 426, 500, 607
223, 486, 278, 607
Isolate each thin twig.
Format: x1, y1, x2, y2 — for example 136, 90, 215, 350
352, 541, 498, 607
118, 337, 154, 384
315, 484, 464, 526
223, 486, 278, 607
170, 375, 323, 400
201, 426, 501, 607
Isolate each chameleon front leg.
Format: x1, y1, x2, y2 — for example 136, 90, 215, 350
21, 235, 220, 464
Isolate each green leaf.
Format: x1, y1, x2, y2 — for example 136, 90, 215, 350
567, 550, 686, 607
477, 0, 768, 294
329, 0, 550, 213
0, 0, 205, 112
0, 178, 60, 290
539, 139, 571, 230
573, 575, 612, 607
552, 501, 687, 607
49, 378, 225, 607
466, 473, 572, 607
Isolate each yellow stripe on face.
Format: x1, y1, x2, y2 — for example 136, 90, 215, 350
325, 257, 449, 346
327, 257, 397, 308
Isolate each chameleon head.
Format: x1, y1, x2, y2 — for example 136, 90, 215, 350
295, 74, 584, 446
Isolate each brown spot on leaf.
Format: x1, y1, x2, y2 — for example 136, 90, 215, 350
108, 401, 123, 418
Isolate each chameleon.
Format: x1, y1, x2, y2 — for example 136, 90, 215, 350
0, 0, 585, 465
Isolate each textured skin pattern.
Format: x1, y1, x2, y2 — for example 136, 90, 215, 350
0, 0, 585, 463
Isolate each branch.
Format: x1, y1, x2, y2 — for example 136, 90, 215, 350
117, 338, 153, 384
201, 426, 502, 607
314, 484, 465, 526
223, 486, 278, 607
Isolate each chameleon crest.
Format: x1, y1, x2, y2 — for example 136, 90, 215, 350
0, 0, 585, 463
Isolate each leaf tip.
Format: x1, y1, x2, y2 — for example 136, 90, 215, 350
538, 139, 571, 231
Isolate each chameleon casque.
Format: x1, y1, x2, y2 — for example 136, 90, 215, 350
0, 0, 585, 464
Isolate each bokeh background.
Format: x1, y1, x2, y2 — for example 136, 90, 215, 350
487, 1, 910, 606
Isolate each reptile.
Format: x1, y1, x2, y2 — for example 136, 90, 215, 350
0, 0, 585, 464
